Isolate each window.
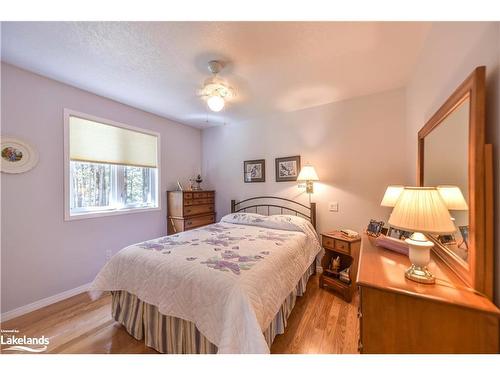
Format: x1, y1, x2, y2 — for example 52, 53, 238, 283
64, 110, 160, 220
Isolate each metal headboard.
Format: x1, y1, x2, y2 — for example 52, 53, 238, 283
230, 196, 316, 229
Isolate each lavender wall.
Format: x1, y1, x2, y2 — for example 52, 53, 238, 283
405, 22, 500, 303
0, 63, 202, 313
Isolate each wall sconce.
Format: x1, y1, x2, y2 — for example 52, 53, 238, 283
298, 164, 319, 202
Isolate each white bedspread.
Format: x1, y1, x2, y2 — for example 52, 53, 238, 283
90, 213, 321, 353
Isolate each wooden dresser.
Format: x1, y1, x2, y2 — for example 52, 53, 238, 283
167, 190, 215, 234
357, 234, 499, 354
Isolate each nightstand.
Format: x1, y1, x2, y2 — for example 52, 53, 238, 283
319, 231, 361, 302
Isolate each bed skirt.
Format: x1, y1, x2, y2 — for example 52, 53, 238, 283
111, 262, 316, 354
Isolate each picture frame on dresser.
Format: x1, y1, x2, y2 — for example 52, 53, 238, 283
387, 227, 412, 240
366, 219, 384, 237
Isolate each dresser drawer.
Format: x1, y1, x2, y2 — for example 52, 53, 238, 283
193, 192, 208, 199
184, 204, 214, 216
185, 214, 215, 229
183, 192, 193, 199
192, 191, 214, 198
335, 239, 350, 253
322, 236, 334, 249
184, 198, 214, 206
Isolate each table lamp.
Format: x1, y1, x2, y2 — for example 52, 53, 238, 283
380, 185, 404, 207
388, 187, 455, 284
436, 185, 468, 210
297, 164, 319, 203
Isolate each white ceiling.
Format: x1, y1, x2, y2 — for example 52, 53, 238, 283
1, 22, 431, 128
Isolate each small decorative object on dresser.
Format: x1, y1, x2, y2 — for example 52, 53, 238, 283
387, 227, 413, 240
319, 231, 361, 302
244, 159, 265, 183
189, 174, 203, 191
275, 155, 301, 182
437, 234, 456, 245
366, 219, 384, 237
167, 190, 215, 234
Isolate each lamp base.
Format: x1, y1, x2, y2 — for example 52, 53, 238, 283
405, 264, 435, 284
305, 180, 314, 194
404, 232, 436, 285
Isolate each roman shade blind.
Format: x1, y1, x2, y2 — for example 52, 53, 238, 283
69, 116, 158, 168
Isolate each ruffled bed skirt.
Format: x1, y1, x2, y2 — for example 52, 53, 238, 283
111, 262, 316, 354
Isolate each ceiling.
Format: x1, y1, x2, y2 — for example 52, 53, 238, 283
1, 22, 431, 128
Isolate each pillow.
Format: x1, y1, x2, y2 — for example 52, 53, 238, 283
221, 213, 319, 243
220, 212, 267, 226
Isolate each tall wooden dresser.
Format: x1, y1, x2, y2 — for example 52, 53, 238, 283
357, 235, 499, 354
167, 190, 215, 234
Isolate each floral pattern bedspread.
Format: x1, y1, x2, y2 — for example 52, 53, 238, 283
91, 213, 321, 353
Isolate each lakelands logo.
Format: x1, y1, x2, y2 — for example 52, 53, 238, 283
1, 329, 49, 353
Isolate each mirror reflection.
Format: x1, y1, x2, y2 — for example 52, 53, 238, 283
424, 98, 469, 262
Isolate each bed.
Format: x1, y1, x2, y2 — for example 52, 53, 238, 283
91, 197, 321, 354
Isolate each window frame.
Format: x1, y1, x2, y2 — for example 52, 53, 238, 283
64, 109, 161, 221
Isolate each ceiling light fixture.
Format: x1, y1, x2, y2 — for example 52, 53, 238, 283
199, 60, 234, 112
207, 95, 225, 112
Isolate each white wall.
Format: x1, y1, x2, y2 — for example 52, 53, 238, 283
0, 63, 202, 313
202, 88, 410, 235
405, 22, 500, 303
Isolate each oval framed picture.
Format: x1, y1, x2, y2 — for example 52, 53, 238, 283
1, 137, 39, 173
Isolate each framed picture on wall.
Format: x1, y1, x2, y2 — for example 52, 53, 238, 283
244, 159, 266, 183
275, 155, 301, 182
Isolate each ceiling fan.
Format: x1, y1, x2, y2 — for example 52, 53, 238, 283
198, 60, 234, 112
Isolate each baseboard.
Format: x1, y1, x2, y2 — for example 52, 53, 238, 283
0, 282, 92, 323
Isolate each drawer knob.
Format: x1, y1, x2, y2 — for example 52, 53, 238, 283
357, 311, 363, 319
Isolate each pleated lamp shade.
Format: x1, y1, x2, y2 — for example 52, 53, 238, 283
380, 185, 404, 207
437, 185, 469, 210
388, 187, 455, 234
297, 165, 319, 181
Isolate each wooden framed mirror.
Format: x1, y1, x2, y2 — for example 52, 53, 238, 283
417, 66, 494, 299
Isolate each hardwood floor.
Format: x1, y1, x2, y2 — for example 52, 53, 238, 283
0, 275, 359, 354
271, 275, 360, 354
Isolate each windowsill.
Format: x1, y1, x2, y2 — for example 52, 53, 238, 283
65, 206, 161, 221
